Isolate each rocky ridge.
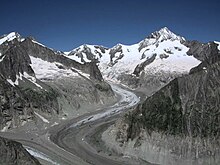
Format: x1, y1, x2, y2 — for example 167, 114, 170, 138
0, 136, 41, 165
0, 32, 115, 132
102, 39, 220, 164
66, 27, 205, 96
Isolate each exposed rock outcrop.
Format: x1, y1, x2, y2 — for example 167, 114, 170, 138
0, 136, 41, 165
104, 51, 220, 164
0, 33, 115, 131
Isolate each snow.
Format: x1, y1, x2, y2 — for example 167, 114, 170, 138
34, 112, 49, 123
51, 122, 59, 127
30, 56, 79, 80
23, 72, 43, 89
99, 40, 200, 80
67, 28, 200, 82
66, 44, 110, 64
214, 41, 220, 50
155, 27, 185, 42
32, 40, 46, 47
25, 146, 60, 165
71, 68, 91, 79
64, 51, 71, 55
0, 32, 17, 45
6, 72, 42, 88
0, 121, 12, 132
0, 55, 5, 62
7, 79, 15, 86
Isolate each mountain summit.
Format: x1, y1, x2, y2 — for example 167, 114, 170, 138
147, 27, 185, 42
66, 27, 203, 94
0, 32, 23, 45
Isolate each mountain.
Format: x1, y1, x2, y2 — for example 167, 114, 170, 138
65, 27, 203, 95
102, 33, 220, 164
0, 136, 41, 165
0, 32, 115, 132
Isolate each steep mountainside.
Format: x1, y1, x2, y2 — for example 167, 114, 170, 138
102, 43, 220, 164
0, 136, 41, 165
66, 27, 204, 95
0, 32, 115, 131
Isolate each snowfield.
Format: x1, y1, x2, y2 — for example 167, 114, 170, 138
30, 56, 79, 80
65, 27, 201, 81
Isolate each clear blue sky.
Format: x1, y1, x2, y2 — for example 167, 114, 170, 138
1, 0, 220, 51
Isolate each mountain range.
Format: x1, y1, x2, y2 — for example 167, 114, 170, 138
0, 27, 219, 164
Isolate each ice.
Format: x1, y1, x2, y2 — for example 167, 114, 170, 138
25, 146, 60, 165
70, 83, 140, 128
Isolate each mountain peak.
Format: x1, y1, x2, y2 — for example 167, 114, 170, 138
0, 32, 22, 45
148, 27, 185, 42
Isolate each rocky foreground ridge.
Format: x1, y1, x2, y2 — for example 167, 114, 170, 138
0, 136, 41, 165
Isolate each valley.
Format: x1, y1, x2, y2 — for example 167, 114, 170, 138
0, 27, 219, 165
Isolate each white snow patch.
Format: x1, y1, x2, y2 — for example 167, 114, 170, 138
0, 32, 17, 45
34, 112, 49, 123
72, 68, 90, 79
51, 122, 59, 127
32, 40, 46, 47
0, 52, 3, 61
30, 56, 79, 80
7, 79, 15, 86
23, 72, 43, 89
6, 72, 42, 88
214, 41, 220, 50
64, 51, 71, 55
0, 121, 12, 132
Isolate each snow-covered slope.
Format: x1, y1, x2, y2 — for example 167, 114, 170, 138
214, 41, 220, 50
66, 27, 201, 89
0, 32, 23, 45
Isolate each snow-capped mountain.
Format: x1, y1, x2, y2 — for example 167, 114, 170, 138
66, 27, 203, 93
0, 32, 24, 45
0, 32, 114, 131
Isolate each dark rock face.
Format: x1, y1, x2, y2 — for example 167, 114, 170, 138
0, 37, 60, 130
0, 40, 35, 82
184, 41, 220, 74
184, 41, 219, 61
133, 53, 157, 76
0, 136, 41, 165
120, 60, 220, 140
0, 34, 114, 131
113, 58, 220, 163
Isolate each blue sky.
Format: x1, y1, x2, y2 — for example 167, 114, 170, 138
1, 0, 220, 51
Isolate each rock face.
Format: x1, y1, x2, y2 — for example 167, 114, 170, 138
0, 36, 60, 131
102, 45, 220, 164
0, 136, 41, 165
122, 60, 220, 139
66, 27, 202, 96
184, 40, 220, 74
0, 32, 115, 131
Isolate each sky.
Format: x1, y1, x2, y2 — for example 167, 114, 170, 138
1, 0, 220, 51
